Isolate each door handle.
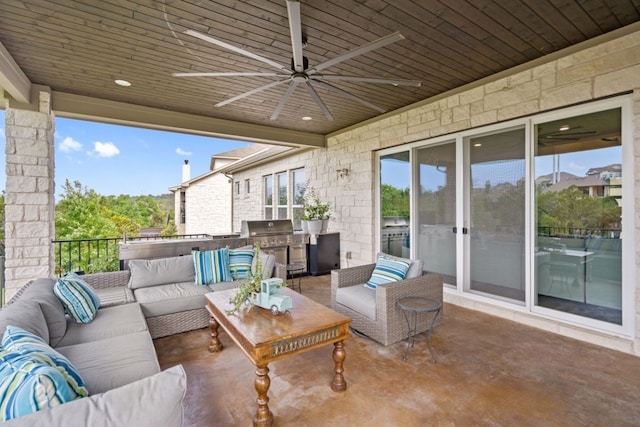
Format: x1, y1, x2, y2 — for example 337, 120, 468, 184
462, 227, 468, 235
453, 227, 457, 234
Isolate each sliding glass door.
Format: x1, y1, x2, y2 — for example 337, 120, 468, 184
377, 96, 629, 331
534, 108, 622, 324
465, 128, 526, 302
416, 142, 456, 285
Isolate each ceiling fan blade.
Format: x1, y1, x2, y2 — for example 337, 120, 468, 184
311, 74, 421, 87
216, 79, 289, 108
184, 29, 290, 73
307, 32, 405, 75
304, 82, 334, 121
286, 0, 305, 73
312, 80, 386, 113
173, 72, 285, 77
270, 81, 300, 120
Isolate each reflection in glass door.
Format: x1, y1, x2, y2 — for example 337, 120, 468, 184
466, 128, 526, 301
380, 152, 410, 258
534, 108, 622, 324
416, 142, 456, 285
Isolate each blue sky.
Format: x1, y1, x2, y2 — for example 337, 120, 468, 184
0, 110, 250, 198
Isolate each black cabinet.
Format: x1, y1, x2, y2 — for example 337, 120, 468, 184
307, 232, 340, 276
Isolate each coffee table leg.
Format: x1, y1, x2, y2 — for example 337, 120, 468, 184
331, 340, 347, 392
254, 363, 273, 427
208, 317, 224, 352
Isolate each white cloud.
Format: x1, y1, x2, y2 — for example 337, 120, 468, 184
176, 147, 192, 156
0, 127, 5, 138
93, 141, 120, 158
59, 136, 83, 152
569, 161, 585, 170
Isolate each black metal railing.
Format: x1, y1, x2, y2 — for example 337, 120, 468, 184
52, 234, 212, 276
537, 226, 621, 239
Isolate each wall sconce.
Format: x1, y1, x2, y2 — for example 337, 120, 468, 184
336, 168, 350, 178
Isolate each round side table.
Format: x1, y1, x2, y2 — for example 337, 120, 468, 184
286, 263, 305, 293
397, 296, 442, 363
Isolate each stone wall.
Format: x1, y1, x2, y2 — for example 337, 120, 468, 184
184, 173, 232, 235
3, 89, 55, 300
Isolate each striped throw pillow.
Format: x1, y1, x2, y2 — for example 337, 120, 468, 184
53, 273, 100, 324
1, 326, 88, 399
229, 247, 255, 280
193, 248, 232, 285
364, 255, 411, 289
0, 354, 80, 421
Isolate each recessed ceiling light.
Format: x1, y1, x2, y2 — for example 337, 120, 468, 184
559, 125, 570, 131
302, 116, 312, 121
473, 143, 482, 147
114, 79, 131, 87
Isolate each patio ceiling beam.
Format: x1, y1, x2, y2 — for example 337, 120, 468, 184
51, 92, 326, 148
0, 41, 31, 104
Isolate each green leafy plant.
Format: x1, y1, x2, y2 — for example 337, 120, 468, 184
302, 183, 331, 220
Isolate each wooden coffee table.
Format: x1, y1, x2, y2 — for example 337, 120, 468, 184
205, 287, 351, 427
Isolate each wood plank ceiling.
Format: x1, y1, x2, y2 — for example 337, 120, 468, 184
0, 0, 639, 137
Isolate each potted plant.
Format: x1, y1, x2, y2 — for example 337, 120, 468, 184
302, 184, 331, 234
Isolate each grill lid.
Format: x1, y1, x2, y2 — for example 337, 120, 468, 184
382, 216, 409, 228
240, 219, 294, 237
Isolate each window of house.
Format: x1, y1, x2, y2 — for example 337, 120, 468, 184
292, 169, 305, 228
264, 175, 273, 219
245, 179, 250, 194
235, 181, 240, 197
276, 172, 288, 219
262, 169, 305, 222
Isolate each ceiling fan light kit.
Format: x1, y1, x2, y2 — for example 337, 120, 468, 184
174, 0, 421, 121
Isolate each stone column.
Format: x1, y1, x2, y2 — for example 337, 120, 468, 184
3, 86, 55, 301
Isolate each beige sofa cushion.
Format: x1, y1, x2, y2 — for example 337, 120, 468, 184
133, 282, 213, 317
15, 278, 67, 346
2, 365, 186, 427
128, 255, 195, 289
55, 303, 148, 348
56, 331, 160, 395
0, 299, 50, 343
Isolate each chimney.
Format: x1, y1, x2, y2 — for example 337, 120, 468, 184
182, 160, 190, 182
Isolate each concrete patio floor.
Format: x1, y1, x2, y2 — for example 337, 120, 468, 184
154, 274, 640, 427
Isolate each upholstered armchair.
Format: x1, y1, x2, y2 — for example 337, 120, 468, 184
331, 258, 443, 346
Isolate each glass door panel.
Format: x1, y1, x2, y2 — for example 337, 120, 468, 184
380, 152, 410, 258
466, 128, 526, 301
534, 108, 622, 324
416, 142, 457, 285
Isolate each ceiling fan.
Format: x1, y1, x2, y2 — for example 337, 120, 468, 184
172, 0, 421, 121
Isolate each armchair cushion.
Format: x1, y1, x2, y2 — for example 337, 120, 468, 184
365, 254, 410, 289
336, 286, 376, 321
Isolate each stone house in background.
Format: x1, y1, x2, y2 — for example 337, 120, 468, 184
169, 144, 296, 235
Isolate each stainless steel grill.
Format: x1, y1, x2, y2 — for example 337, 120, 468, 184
381, 216, 410, 258
241, 220, 309, 272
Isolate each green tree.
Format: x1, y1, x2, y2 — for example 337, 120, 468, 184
537, 186, 620, 233
54, 180, 171, 274
381, 184, 409, 217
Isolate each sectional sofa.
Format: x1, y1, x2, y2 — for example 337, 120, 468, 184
0, 246, 276, 425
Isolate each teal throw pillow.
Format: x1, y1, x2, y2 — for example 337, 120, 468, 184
53, 273, 100, 324
193, 248, 232, 285
365, 255, 411, 289
229, 247, 254, 280
1, 326, 88, 398
0, 353, 80, 421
